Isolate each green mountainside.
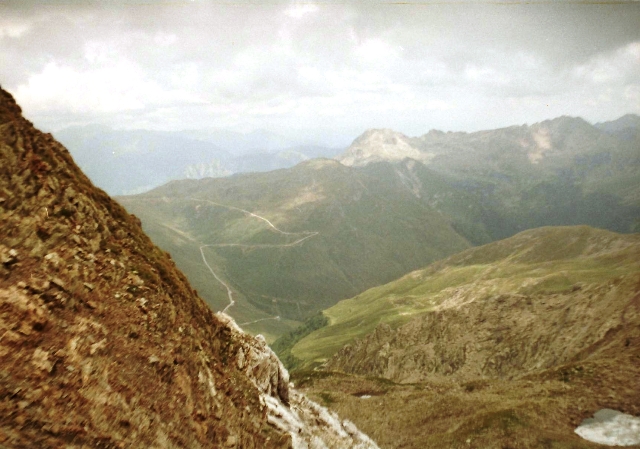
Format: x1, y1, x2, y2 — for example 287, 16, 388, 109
289, 225, 640, 448
290, 226, 640, 369
341, 115, 640, 239
119, 159, 471, 340
121, 115, 640, 342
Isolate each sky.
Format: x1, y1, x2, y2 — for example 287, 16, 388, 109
1, 0, 639, 147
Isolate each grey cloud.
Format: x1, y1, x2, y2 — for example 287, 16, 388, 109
0, 1, 638, 145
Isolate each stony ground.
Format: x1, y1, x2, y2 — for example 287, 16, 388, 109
295, 334, 640, 449
0, 86, 378, 449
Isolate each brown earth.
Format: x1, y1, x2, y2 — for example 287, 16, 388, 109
0, 87, 379, 448
295, 322, 640, 448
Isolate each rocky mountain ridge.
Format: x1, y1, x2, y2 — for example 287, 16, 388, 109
0, 86, 377, 448
339, 115, 639, 172
289, 226, 640, 448
323, 226, 640, 383
340, 116, 640, 240
289, 226, 640, 372
337, 129, 428, 167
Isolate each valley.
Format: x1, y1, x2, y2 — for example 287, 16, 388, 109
114, 115, 640, 447
119, 159, 471, 340
121, 114, 640, 343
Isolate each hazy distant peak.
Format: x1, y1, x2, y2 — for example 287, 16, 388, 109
535, 115, 596, 134
300, 158, 344, 170
354, 127, 410, 140
339, 128, 428, 167
595, 114, 640, 134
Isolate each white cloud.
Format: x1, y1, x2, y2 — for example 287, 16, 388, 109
354, 38, 401, 65
573, 41, 640, 85
1, 2, 639, 144
154, 32, 177, 47
14, 60, 199, 117
0, 22, 31, 39
284, 3, 319, 19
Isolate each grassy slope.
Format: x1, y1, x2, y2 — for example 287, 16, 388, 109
117, 195, 304, 342
119, 159, 470, 339
291, 226, 640, 367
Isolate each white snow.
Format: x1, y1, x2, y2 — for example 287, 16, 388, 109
575, 409, 640, 446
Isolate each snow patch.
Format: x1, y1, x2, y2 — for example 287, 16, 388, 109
575, 409, 640, 446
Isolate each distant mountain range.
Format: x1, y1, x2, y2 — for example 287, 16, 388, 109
119, 159, 472, 340
55, 125, 341, 195
338, 115, 640, 239
120, 114, 640, 341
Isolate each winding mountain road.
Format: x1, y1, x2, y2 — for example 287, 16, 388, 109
186, 198, 318, 318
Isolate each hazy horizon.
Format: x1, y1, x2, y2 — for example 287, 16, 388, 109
1, 0, 639, 148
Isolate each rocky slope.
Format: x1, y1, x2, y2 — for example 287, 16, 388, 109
289, 226, 640, 369
0, 86, 377, 448
290, 227, 640, 448
337, 129, 428, 167
324, 227, 640, 383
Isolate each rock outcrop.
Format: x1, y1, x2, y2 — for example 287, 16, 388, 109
0, 86, 377, 448
337, 129, 429, 167
326, 228, 640, 384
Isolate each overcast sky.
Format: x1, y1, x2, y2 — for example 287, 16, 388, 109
1, 0, 639, 147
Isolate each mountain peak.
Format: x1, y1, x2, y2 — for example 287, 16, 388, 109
595, 114, 640, 138
338, 128, 427, 167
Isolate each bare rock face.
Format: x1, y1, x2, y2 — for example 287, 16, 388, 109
217, 313, 379, 449
327, 231, 640, 384
338, 129, 429, 167
0, 86, 377, 449
329, 282, 640, 383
